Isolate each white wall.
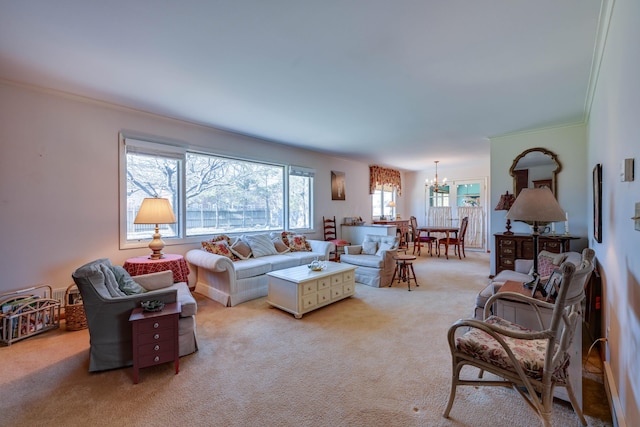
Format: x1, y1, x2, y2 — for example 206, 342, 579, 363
0, 82, 377, 294
587, 0, 640, 423
489, 124, 589, 274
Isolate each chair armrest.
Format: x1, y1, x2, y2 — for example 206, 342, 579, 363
308, 239, 332, 260
344, 245, 362, 255
382, 248, 398, 265
484, 291, 555, 329
135, 270, 174, 291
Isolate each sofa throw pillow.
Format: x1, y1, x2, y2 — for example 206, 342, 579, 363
202, 240, 236, 260
110, 265, 147, 295
375, 242, 393, 256
272, 238, 291, 254
362, 241, 378, 255
244, 234, 278, 257
288, 234, 311, 252
529, 250, 567, 279
230, 239, 252, 260
208, 234, 232, 245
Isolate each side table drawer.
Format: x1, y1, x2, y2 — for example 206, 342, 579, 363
139, 339, 174, 357
136, 317, 175, 334
137, 350, 177, 369
138, 328, 175, 345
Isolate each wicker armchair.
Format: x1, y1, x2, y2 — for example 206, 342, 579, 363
443, 248, 595, 426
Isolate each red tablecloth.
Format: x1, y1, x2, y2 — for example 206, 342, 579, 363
123, 254, 190, 283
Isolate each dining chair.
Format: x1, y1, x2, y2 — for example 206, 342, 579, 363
409, 216, 435, 256
437, 216, 468, 259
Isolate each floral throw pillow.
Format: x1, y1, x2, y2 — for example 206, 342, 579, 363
202, 240, 236, 260
288, 234, 311, 252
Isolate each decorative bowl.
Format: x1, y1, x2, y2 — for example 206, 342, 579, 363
141, 300, 165, 312
308, 263, 325, 272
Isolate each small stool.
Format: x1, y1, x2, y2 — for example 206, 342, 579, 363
390, 255, 418, 291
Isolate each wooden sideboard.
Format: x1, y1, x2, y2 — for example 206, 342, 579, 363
494, 233, 579, 274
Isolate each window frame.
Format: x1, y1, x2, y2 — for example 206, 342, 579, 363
119, 132, 314, 250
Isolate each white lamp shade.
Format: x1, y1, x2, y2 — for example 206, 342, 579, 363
506, 188, 565, 223
134, 198, 177, 224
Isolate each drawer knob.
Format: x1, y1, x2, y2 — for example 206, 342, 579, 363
153, 322, 159, 329
154, 356, 160, 362
154, 345, 160, 351
154, 334, 160, 340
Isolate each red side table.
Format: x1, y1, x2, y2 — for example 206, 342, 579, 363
129, 302, 180, 384
123, 254, 190, 283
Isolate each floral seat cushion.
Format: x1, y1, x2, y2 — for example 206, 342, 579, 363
456, 316, 569, 383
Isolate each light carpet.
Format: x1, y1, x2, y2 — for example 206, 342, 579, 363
0, 251, 612, 426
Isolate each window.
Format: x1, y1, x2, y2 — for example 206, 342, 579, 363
124, 140, 183, 242
428, 186, 450, 207
371, 184, 395, 219
120, 134, 312, 248
185, 152, 284, 236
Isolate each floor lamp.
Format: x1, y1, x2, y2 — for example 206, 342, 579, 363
505, 188, 566, 287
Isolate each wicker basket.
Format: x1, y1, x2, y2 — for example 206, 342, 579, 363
64, 284, 87, 331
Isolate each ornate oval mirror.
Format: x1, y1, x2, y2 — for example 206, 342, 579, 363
509, 147, 561, 197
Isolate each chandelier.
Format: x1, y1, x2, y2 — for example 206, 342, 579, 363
427, 160, 447, 193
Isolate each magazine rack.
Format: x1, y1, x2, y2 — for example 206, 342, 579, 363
0, 284, 61, 346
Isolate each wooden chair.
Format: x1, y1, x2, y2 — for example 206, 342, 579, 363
323, 216, 349, 261
443, 249, 595, 426
409, 215, 435, 256
437, 216, 468, 259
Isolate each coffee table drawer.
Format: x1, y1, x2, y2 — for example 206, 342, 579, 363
301, 293, 317, 310
331, 274, 343, 285
301, 281, 317, 295
318, 277, 331, 290
317, 288, 331, 305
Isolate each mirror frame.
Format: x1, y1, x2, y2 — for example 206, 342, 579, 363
509, 147, 562, 197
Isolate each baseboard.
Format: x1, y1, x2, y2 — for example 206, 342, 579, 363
603, 361, 627, 427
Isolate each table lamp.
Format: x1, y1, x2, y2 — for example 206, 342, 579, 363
506, 188, 566, 287
495, 191, 516, 235
134, 197, 177, 259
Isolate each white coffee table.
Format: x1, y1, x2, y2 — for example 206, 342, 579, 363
267, 262, 357, 318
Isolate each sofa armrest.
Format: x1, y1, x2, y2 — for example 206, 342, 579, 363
515, 259, 533, 274
308, 239, 332, 260
186, 249, 235, 272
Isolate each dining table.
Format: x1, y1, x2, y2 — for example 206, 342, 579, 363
415, 226, 460, 258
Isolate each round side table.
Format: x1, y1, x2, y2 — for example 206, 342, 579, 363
123, 254, 190, 283
390, 254, 418, 291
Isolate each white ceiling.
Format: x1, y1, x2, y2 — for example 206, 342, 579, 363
0, 1, 604, 171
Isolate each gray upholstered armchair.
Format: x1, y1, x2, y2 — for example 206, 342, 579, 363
72, 258, 197, 372
340, 234, 399, 287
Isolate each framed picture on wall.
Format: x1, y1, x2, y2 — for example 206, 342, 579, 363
593, 164, 602, 243
331, 171, 346, 200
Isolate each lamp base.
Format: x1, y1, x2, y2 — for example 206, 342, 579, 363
147, 226, 166, 260
503, 219, 514, 235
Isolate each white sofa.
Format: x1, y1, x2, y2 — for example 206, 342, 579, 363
186, 235, 332, 307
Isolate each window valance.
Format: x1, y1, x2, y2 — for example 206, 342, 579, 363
369, 165, 402, 196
